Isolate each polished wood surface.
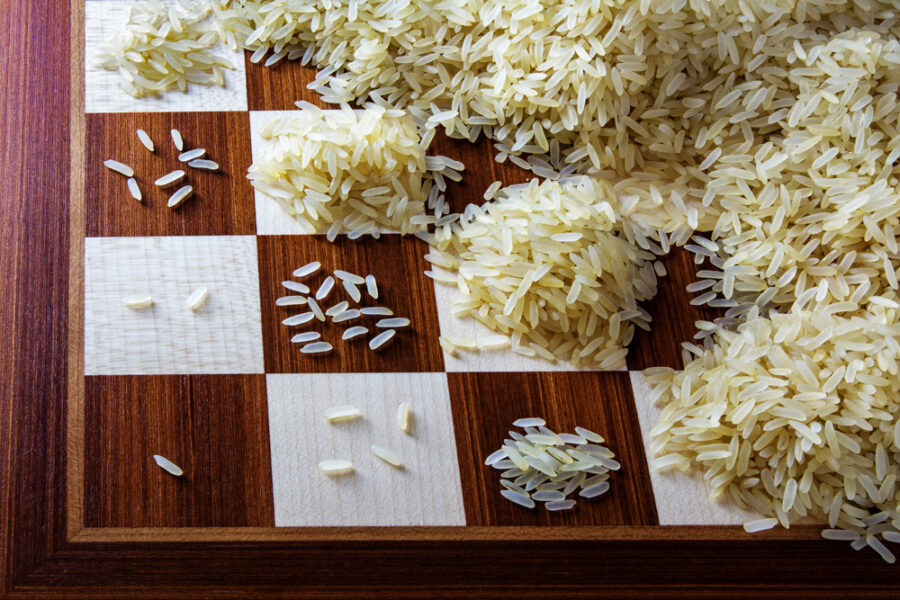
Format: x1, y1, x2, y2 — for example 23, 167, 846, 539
0, 2, 898, 598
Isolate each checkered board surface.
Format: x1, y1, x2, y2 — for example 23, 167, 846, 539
81, 0, 757, 529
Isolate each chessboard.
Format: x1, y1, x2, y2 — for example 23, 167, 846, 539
5, 0, 884, 596
76, 0, 764, 531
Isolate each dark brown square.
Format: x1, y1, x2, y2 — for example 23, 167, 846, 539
626, 246, 723, 370
85, 112, 255, 236
448, 371, 658, 526
257, 234, 444, 373
245, 52, 330, 111
429, 130, 533, 215
84, 375, 274, 528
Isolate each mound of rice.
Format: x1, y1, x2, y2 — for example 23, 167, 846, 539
247, 103, 461, 238
425, 177, 660, 369
95, 0, 235, 98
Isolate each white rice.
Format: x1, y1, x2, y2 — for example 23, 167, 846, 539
324, 405, 361, 423
123, 295, 153, 309
104, 159, 133, 177
293, 262, 321, 278
185, 286, 209, 311
365, 274, 378, 300
281, 281, 310, 294
153, 454, 183, 477
315, 276, 335, 301
167, 185, 193, 208
136, 129, 154, 152
368, 329, 396, 351
282, 312, 314, 326
178, 148, 206, 162
376, 318, 410, 329
334, 270, 365, 285
360, 307, 392, 316
342, 280, 361, 303
247, 107, 460, 238
155, 170, 185, 187
307, 297, 325, 322
491, 421, 617, 512
397, 402, 411, 434
325, 301, 349, 317
126, 177, 142, 201
371, 444, 403, 468
318, 459, 353, 476
187, 159, 219, 171
96, 2, 232, 98
301, 341, 333, 355
291, 331, 321, 344
332, 309, 361, 324
171, 129, 184, 151
276, 296, 308, 307
341, 326, 368, 340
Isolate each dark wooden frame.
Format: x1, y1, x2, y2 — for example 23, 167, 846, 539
1, 3, 897, 597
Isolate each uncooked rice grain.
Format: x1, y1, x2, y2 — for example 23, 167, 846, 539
281, 281, 310, 294
178, 149, 206, 162
104, 159, 133, 177
371, 444, 403, 468
368, 329, 395, 351
187, 159, 219, 171
341, 326, 368, 340
301, 341, 333, 355
153, 454, 183, 477
126, 177, 142, 201
324, 405, 361, 422
155, 170, 185, 187
185, 286, 209, 311
136, 129, 154, 152
291, 331, 321, 344
293, 262, 321, 278
123, 295, 153, 310
167, 185, 193, 208
171, 129, 184, 151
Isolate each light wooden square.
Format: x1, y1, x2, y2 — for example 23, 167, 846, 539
266, 373, 466, 526
84, 236, 264, 375
85, 0, 248, 113
628, 372, 757, 525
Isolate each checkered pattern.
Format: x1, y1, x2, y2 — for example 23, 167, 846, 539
81, 0, 752, 528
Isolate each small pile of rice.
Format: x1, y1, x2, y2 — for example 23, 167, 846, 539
95, 0, 235, 98
248, 103, 461, 239
425, 177, 660, 369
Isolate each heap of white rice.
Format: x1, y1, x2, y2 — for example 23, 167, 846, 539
95, 0, 235, 98
248, 103, 461, 238
425, 177, 659, 369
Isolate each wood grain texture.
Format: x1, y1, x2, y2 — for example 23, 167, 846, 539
448, 372, 658, 527
83, 235, 264, 375
85, 111, 256, 236
84, 375, 274, 527
256, 234, 445, 373
266, 373, 465, 526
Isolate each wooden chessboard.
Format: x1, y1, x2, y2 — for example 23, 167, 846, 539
1, 2, 896, 598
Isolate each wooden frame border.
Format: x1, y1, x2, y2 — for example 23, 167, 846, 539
0, 2, 895, 597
